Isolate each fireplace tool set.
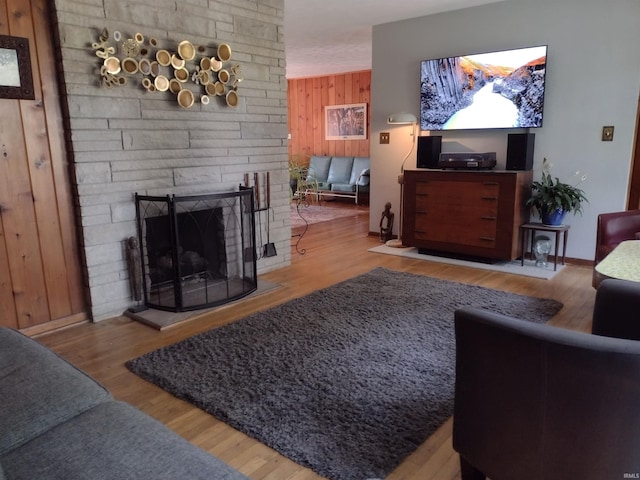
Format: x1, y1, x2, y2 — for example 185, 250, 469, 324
244, 172, 277, 258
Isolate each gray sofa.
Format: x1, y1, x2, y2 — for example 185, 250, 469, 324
304, 155, 370, 204
453, 278, 640, 480
0, 327, 248, 480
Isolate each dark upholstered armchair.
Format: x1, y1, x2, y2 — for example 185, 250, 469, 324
592, 278, 640, 340
453, 279, 640, 480
593, 209, 640, 287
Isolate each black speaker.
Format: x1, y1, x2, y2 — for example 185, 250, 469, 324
506, 133, 535, 171
416, 136, 442, 169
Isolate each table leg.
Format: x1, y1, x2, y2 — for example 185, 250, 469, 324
553, 231, 560, 271
562, 230, 568, 265
521, 227, 526, 266
530, 230, 535, 263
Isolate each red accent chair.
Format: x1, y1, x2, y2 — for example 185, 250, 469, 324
592, 209, 640, 287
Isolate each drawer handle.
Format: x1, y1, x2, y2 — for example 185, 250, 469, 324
481, 216, 497, 221
479, 236, 495, 242
483, 182, 499, 186
481, 196, 498, 201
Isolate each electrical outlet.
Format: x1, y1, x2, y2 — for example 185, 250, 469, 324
602, 126, 614, 141
380, 132, 390, 144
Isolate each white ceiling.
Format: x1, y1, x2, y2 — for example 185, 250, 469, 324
284, 0, 504, 79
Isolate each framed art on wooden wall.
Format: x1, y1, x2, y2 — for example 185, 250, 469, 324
0, 35, 35, 100
325, 103, 367, 140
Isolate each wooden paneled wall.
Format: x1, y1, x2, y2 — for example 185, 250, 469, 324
0, 0, 87, 332
288, 70, 371, 164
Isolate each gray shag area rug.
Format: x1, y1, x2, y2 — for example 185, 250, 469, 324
126, 267, 563, 480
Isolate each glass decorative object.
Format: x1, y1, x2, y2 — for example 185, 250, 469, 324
533, 235, 552, 267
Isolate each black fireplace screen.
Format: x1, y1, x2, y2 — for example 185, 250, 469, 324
135, 189, 256, 312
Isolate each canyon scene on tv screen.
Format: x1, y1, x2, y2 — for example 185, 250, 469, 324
420, 45, 547, 131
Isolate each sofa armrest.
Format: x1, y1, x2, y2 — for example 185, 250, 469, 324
0, 328, 112, 455
350, 157, 370, 185
356, 168, 370, 187
1, 401, 248, 480
592, 279, 640, 340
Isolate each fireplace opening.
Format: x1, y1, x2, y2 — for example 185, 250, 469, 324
135, 189, 256, 312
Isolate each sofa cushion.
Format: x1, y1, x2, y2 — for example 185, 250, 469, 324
326, 157, 354, 184
349, 157, 370, 185
315, 181, 332, 190
0, 328, 112, 455
306, 156, 332, 183
331, 183, 356, 192
1, 401, 248, 480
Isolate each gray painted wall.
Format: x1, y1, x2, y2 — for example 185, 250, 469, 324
371, 0, 640, 260
52, 0, 288, 320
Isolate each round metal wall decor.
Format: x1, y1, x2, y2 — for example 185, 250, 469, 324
91, 28, 242, 109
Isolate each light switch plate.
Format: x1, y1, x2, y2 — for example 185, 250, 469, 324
380, 132, 390, 144
602, 126, 614, 141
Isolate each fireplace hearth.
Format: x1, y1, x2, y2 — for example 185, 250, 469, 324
135, 189, 256, 312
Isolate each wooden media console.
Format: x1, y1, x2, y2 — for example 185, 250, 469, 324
402, 169, 533, 261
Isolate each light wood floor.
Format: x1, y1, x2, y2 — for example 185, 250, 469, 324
35, 206, 595, 480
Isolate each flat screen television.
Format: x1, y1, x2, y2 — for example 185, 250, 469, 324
420, 45, 547, 131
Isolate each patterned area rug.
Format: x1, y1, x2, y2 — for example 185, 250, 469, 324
290, 203, 366, 229
127, 268, 562, 480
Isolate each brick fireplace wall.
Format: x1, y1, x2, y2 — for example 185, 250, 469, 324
51, 0, 288, 320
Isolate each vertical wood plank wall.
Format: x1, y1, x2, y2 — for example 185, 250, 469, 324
0, 0, 87, 332
287, 70, 371, 164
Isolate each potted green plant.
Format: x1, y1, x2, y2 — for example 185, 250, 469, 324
525, 158, 588, 226
288, 155, 308, 197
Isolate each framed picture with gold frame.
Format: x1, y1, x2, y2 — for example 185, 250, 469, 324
0, 35, 35, 100
325, 103, 367, 140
